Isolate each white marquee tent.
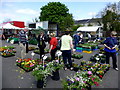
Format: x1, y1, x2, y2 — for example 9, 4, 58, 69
77, 26, 103, 37
77, 26, 102, 32
0, 23, 24, 29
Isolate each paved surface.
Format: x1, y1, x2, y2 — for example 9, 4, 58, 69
1, 40, 119, 90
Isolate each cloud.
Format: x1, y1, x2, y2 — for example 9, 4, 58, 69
16, 8, 39, 15
88, 12, 97, 17
4, 3, 14, 7
0, 13, 16, 18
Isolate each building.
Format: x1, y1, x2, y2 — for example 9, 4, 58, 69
74, 18, 102, 26
28, 21, 58, 35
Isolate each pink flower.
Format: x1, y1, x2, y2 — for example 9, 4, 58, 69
83, 81, 86, 83
18, 61, 21, 63
94, 82, 99, 86
82, 88, 85, 90
55, 60, 59, 63
92, 78, 95, 81
88, 71, 92, 75
30, 64, 34, 67
75, 77, 80, 81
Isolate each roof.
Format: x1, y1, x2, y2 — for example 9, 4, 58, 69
0, 23, 24, 29
74, 18, 102, 25
77, 26, 102, 32
0, 21, 25, 28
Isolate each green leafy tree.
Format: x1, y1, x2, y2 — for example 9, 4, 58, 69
39, 2, 74, 31
101, 3, 120, 31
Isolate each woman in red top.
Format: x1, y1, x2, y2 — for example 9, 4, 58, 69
49, 33, 58, 60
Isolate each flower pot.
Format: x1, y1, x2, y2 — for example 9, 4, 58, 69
87, 84, 91, 90
37, 80, 44, 88
73, 67, 79, 72
51, 69, 60, 81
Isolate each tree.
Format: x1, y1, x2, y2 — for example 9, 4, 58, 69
39, 2, 74, 31
101, 2, 120, 31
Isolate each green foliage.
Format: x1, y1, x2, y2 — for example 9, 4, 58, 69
39, 2, 74, 31
62, 71, 102, 89
101, 3, 120, 31
32, 59, 63, 81
32, 64, 53, 81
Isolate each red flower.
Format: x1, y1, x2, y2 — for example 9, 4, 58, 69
94, 82, 99, 86
99, 75, 103, 78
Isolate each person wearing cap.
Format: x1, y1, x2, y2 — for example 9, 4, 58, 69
103, 31, 118, 71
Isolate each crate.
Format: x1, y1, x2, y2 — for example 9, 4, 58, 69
76, 49, 82, 52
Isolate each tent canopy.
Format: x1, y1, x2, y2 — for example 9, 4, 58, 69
0, 23, 24, 29
77, 26, 102, 32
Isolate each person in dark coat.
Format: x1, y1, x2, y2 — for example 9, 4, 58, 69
37, 32, 47, 59
103, 31, 118, 71
73, 32, 80, 49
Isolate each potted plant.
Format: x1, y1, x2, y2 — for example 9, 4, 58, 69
72, 63, 80, 72
32, 64, 53, 88
50, 60, 64, 80
62, 73, 89, 89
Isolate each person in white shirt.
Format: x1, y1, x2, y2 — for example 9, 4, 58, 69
60, 31, 75, 70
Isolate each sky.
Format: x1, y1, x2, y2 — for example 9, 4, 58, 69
0, 0, 119, 25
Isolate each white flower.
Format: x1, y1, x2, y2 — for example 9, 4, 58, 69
31, 52, 35, 56
43, 55, 47, 60
99, 54, 103, 56
56, 51, 62, 56
96, 58, 100, 61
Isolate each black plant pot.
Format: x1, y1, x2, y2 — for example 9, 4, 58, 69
86, 83, 91, 90
51, 69, 60, 81
73, 67, 79, 72
37, 80, 44, 88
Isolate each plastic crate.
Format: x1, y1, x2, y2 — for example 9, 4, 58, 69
76, 49, 82, 52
